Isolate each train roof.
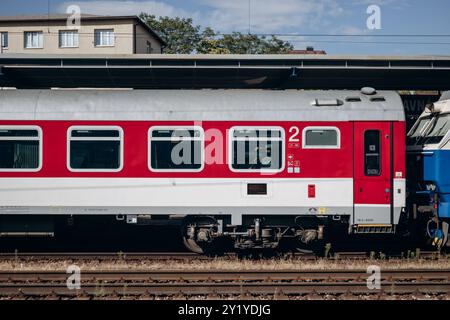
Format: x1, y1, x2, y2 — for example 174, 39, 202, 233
0, 89, 405, 122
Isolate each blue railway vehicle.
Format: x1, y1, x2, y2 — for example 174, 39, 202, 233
407, 91, 450, 248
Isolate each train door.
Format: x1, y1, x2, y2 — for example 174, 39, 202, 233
354, 122, 393, 225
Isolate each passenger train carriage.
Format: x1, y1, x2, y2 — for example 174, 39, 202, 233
0, 89, 406, 253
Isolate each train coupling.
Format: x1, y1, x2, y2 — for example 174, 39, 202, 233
432, 222, 449, 249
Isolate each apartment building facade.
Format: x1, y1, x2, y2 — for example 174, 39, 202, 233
0, 14, 165, 54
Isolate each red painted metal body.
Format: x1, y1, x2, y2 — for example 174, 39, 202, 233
0, 120, 405, 206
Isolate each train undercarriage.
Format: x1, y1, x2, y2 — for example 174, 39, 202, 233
0, 212, 447, 255
0, 214, 350, 254
179, 215, 350, 254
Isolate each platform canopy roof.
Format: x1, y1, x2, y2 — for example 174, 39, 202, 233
0, 54, 450, 90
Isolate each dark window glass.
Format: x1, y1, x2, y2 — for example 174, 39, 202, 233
70, 140, 120, 169
71, 130, 119, 138
0, 141, 39, 169
233, 130, 281, 138
421, 114, 450, 145
305, 129, 338, 147
151, 130, 200, 138
150, 129, 202, 170
1, 32, 8, 48
407, 116, 431, 144
232, 129, 283, 171
0, 130, 38, 137
364, 130, 381, 176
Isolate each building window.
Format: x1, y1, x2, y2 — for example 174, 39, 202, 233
1, 32, 8, 48
0, 127, 42, 171
94, 29, 115, 47
302, 127, 340, 149
59, 30, 79, 48
24, 31, 43, 48
149, 127, 204, 172
229, 127, 284, 172
146, 41, 152, 54
364, 130, 381, 176
68, 127, 123, 172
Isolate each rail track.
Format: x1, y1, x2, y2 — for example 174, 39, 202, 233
0, 250, 445, 262
0, 252, 212, 262
0, 269, 449, 299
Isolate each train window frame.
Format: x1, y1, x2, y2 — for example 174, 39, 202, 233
148, 126, 205, 173
0, 125, 43, 172
407, 115, 432, 138
228, 126, 285, 174
421, 113, 450, 146
302, 126, 341, 149
67, 126, 124, 173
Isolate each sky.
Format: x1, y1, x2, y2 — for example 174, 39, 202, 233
1, 0, 450, 55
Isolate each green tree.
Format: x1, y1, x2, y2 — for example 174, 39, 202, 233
140, 13, 201, 54
139, 14, 293, 54
212, 32, 293, 54
196, 27, 231, 54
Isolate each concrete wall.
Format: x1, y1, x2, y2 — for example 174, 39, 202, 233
0, 19, 162, 54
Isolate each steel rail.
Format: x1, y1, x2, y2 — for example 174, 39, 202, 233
0, 282, 449, 297
0, 269, 448, 298
0, 269, 448, 283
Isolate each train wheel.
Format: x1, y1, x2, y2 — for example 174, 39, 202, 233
182, 236, 205, 254
182, 235, 229, 255
180, 216, 221, 255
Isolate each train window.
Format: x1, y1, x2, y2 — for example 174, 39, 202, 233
407, 116, 433, 146
149, 126, 204, 172
0, 126, 42, 171
408, 116, 431, 139
229, 127, 284, 172
364, 130, 381, 176
421, 114, 450, 145
302, 127, 340, 149
68, 126, 123, 172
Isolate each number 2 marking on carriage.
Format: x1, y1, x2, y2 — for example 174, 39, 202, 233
289, 126, 300, 142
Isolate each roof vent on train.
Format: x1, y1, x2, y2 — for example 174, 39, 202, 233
370, 96, 386, 102
345, 96, 362, 102
311, 99, 344, 107
361, 87, 377, 95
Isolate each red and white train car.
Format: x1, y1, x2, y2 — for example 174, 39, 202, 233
0, 89, 405, 252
